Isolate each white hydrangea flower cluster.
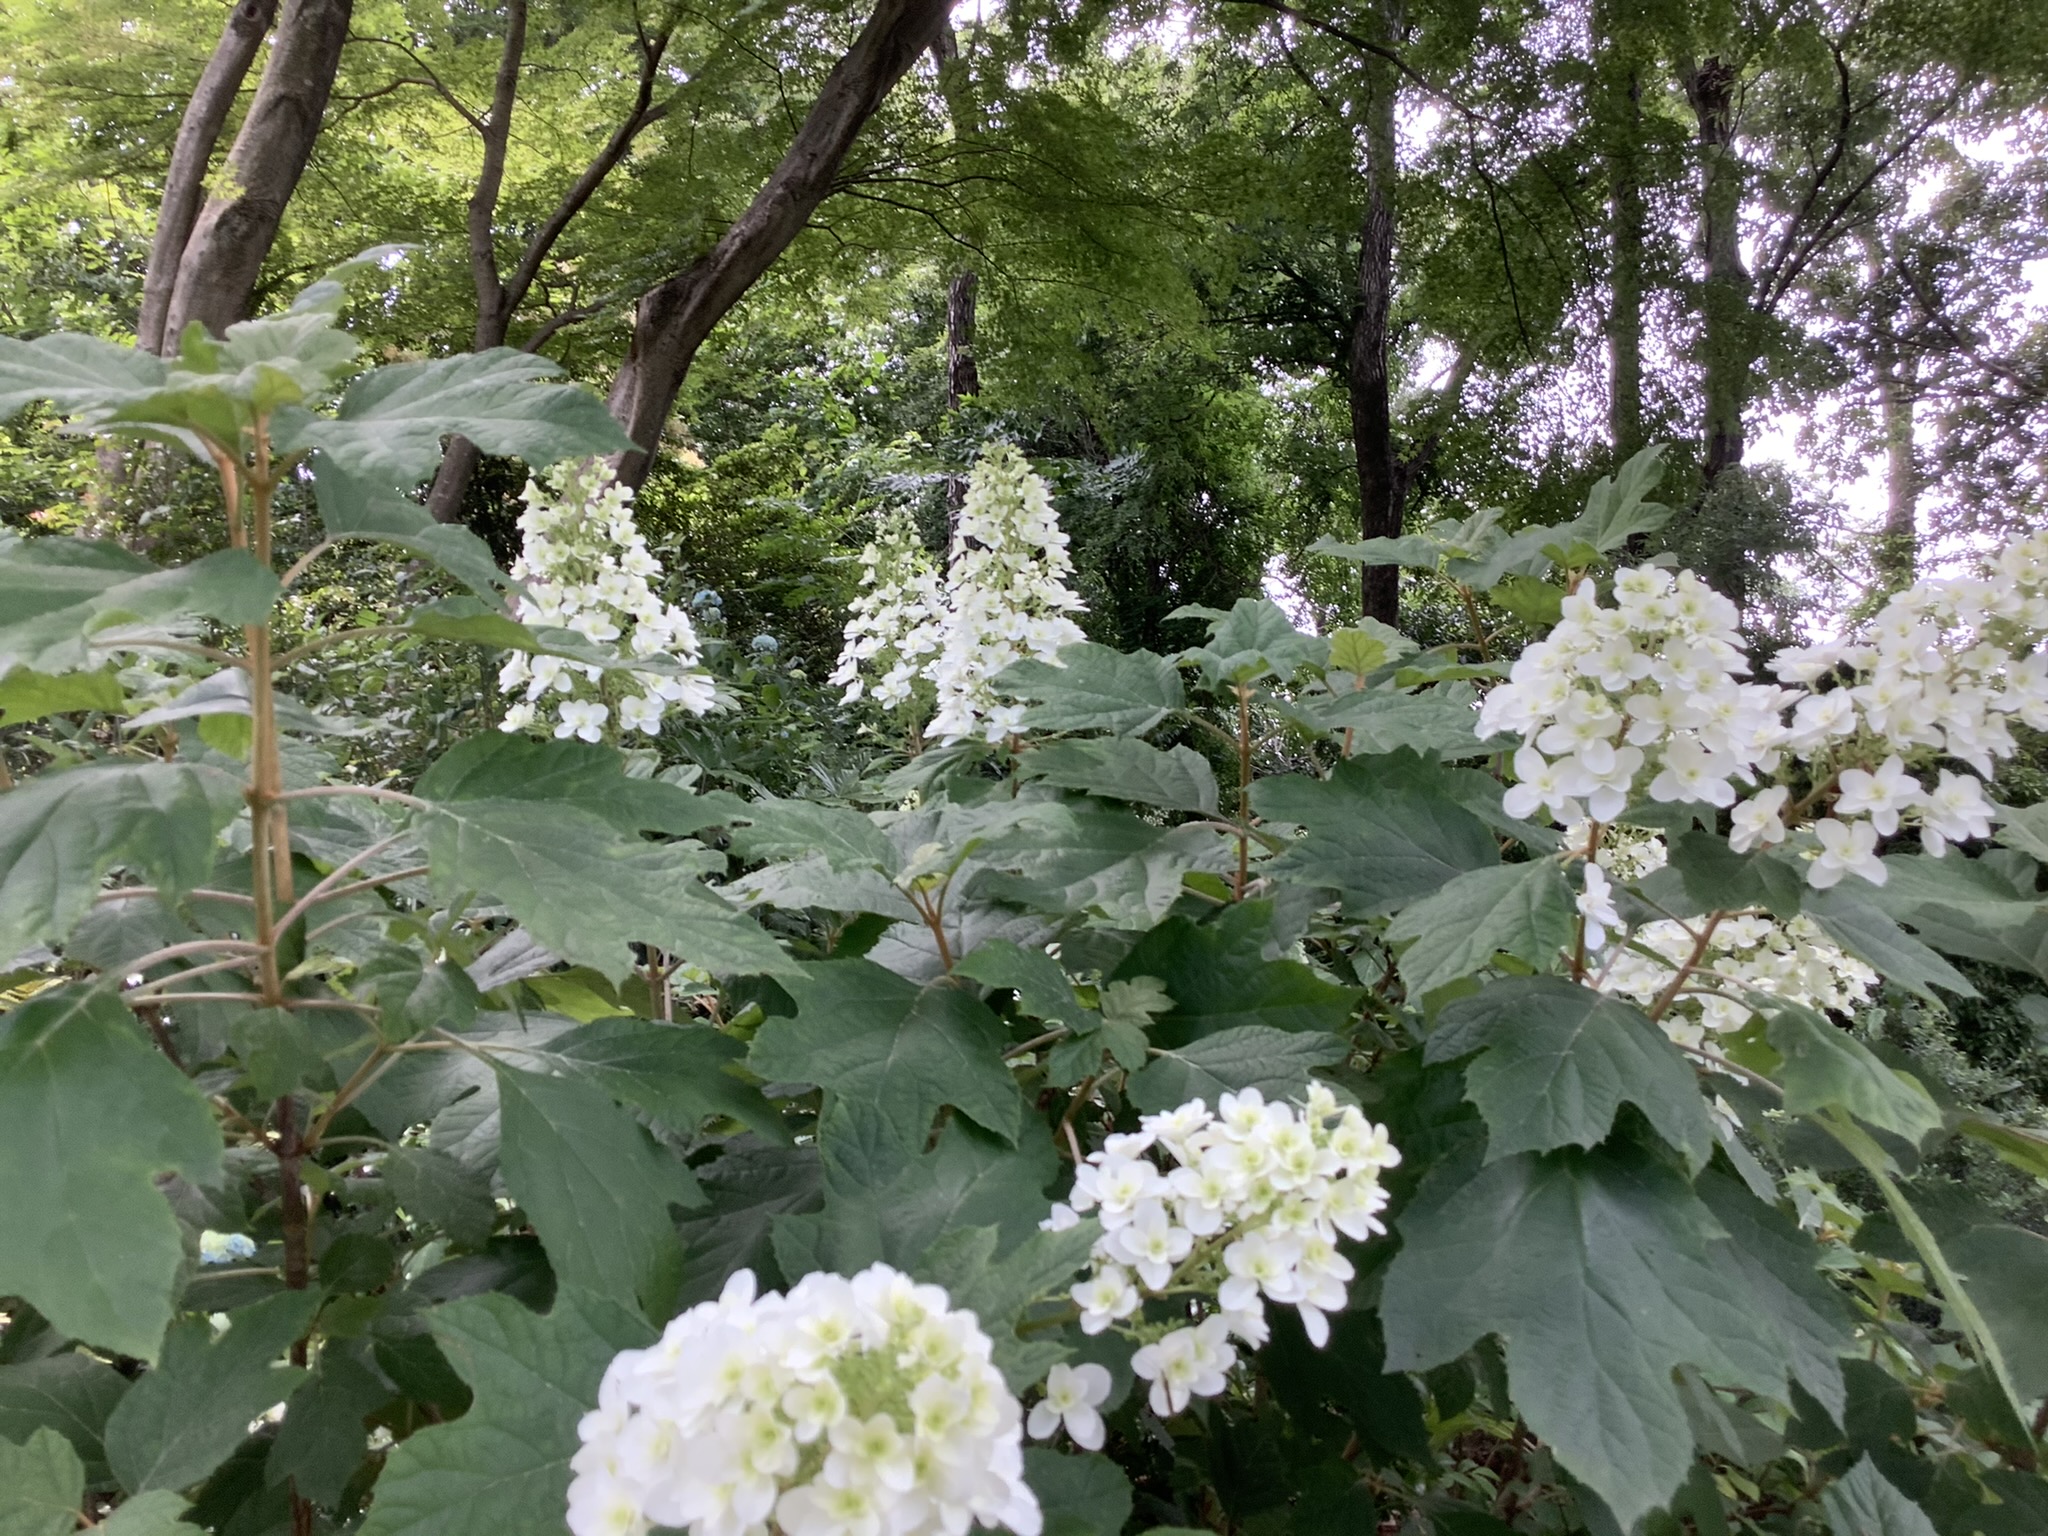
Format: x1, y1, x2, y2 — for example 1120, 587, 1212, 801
1759, 536, 2048, 868
1479, 565, 1791, 826
829, 508, 946, 709
833, 447, 1085, 744
1483, 532, 2048, 889
1594, 911, 1879, 1051
567, 1265, 1040, 1536
1044, 1088, 1398, 1422
497, 458, 717, 742
929, 447, 1086, 744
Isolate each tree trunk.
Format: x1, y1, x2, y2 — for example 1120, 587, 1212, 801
139, 0, 279, 355
427, 0, 529, 525
606, 0, 953, 488
1876, 329, 1917, 588
1347, 18, 1401, 626
931, 28, 980, 412
161, 0, 354, 344
944, 271, 980, 409
1601, 56, 1645, 460
1683, 56, 1751, 487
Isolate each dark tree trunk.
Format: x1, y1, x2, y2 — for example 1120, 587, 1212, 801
606, 0, 953, 488
427, 9, 673, 522
139, 0, 279, 355
1348, 26, 1401, 625
161, 0, 354, 344
1603, 75, 1645, 460
1682, 56, 1752, 487
930, 28, 980, 412
944, 269, 980, 409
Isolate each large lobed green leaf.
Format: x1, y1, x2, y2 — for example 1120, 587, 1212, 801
1427, 978, 1715, 1169
0, 989, 222, 1362
0, 1354, 129, 1487
494, 1064, 699, 1319
1763, 1002, 1943, 1146
357, 1289, 653, 1536
278, 349, 632, 484
1126, 1025, 1346, 1112
308, 462, 510, 597
1016, 737, 1219, 815
1385, 860, 1577, 998
414, 736, 789, 984
752, 961, 1025, 1162
0, 1425, 83, 1536
1382, 1144, 1851, 1530
1254, 754, 1499, 915
0, 759, 243, 966
994, 643, 1185, 735
1110, 903, 1358, 1047
0, 333, 165, 417
104, 1291, 318, 1495
0, 537, 278, 678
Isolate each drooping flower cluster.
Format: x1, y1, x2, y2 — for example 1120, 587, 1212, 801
1564, 825, 1880, 1049
497, 459, 717, 742
1045, 1088, 1398, 1422
1483, 533, 2048, 888
830, 509, 946, 708
567, 1266, 1040, 1536
1593, 910, 1880, 1050
834, 448, 1085, 744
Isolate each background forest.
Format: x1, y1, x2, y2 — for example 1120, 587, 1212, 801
5, 3, 2048, 1536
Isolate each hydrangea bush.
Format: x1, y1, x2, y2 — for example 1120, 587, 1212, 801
1, 305, 2046, 1536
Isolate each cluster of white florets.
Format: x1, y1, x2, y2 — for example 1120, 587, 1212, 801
834, 447, 1085, 744
928, 448, 1085, 744
497, 459, 717, 742
1484, 535, 2048, 888
1043, 1088, 1398, 1421
567, 1266, 1039, 1536
1754, 538, 2048, 872
830, 509, 946, 709
1480, 565, 1790, 826
1562, 825, 1880, 1048
1595, 911, 1880, 1050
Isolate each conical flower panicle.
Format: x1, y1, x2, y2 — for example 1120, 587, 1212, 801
496, 458, 717, 742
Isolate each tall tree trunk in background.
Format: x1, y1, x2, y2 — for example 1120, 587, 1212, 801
138, 0, 279, 355
1876, 330, 1918, 587
1596, 2, 1645, 462
425, 12, 672, 522
931, 29, 980, 411
428, 0, 532, 525
1683, 56, 1751, 487
160, 0, 353, 342
606, 0, 953, 488
1347, 12, 1401, 626
944, 270, 980, 408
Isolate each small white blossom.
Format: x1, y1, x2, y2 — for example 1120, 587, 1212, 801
1808, 817, 1887, 890
1026, 1363, 1111, 1450
1576, 864, 1621, 952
